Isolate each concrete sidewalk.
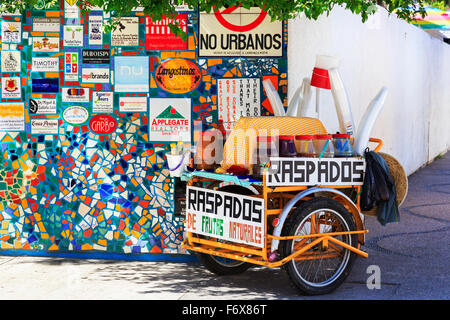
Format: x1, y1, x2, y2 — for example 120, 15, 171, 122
0, 153, 449, 300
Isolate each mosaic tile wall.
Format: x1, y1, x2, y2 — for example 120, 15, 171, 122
0, 2, 287, 257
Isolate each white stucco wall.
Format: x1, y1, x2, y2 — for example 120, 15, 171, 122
288, 6, 450, 175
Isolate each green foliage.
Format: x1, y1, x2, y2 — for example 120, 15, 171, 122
424, 0, 450, 10
0, 0, 431, 40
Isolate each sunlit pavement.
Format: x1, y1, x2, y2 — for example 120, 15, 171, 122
0, 153, 448, 300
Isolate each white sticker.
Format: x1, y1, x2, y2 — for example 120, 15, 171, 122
92, 92, 113, 113
31, 119, 59, 134
1, 51, 21, 72
32, 57, 59, 72
63, 25, 84, 47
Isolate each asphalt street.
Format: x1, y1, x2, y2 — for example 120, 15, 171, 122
0, 152, 448, 300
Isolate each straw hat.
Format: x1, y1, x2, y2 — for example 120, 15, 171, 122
362, 152, 408, 217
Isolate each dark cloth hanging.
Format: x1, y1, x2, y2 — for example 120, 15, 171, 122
361, 149, 400, 225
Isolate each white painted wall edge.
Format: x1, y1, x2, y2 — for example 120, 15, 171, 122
288, 5, 450, 175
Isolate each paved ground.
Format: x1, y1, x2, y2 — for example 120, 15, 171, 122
0, 153, 448, 300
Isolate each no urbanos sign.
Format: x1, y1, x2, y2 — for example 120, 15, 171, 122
199, 5, 283, 57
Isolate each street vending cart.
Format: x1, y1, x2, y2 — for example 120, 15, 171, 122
180, 116, 385, 295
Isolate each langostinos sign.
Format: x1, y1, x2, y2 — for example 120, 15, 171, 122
199, 5, 282, 57
186, 186, 265, 248
155, 58, 201, 94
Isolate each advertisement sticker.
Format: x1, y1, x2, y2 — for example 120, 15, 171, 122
63, 25, 84, 47
92, 91, 113, 113
31, 78, 59, 93
1, 21, 21, 43
89, 114, 117, 135
29, 98, 57, 114
114, 56, 149, 92
149, 98, 191, 142
1, 51, 21, 73
64, 0, 80, 19
0, 102, 25, 131
64, 52, 79, 81
119, 97, 147, 112
88, 15, 103, 45
82, 67, 110, 83
217, 78, 261, 130
31, 57, 59, 72
199, 5, 282, 57
82, 49, 110, 64
155, 58, 201, 94
62, 87, 90, 102
31, 119, 59, 134
2, 77, 21, 99
63, 105, 89, 124
144, 14, 187, 51
32, 37, 60, 52
111, 17, 139, 46
32, 17, 60, 32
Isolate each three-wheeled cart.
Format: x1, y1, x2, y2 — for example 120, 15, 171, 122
181, 138, 383, 295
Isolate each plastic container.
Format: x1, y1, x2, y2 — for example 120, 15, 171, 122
166, 151, 191, 177
194, 131, 218, 170
332, 133, 353, 157
313, 134, 335, 158
253, 136, 277, 178
279, 135, 297, 157
294, 135, 317, 157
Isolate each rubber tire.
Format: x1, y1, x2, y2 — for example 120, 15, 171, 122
195, 185, 254, 276
280, 197, 358, 295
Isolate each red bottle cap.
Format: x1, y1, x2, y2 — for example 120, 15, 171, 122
295, 135, 315, 140
332, 133, 351, 138
257, 136, 275, 141
314, 134, 332, 139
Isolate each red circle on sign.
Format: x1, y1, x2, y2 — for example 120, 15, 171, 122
89, 115, 117, 135
213, 4, 267, 33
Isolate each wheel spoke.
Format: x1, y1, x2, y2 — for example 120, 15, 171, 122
290, 206, 354, 288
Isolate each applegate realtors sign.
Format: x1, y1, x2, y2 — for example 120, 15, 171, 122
186, 186, 265, 248
199, 5, 282, 57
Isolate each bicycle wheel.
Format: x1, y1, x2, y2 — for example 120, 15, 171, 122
280, 197, 358, 295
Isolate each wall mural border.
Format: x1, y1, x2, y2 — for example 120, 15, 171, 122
0, 1, 288, 258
